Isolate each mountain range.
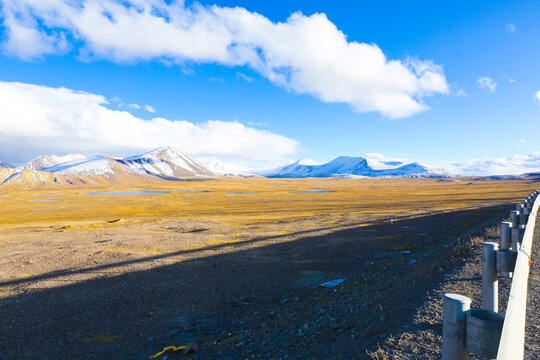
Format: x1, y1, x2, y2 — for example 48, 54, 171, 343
267, 156, 448, 178
0, 148, 451, 188
0, 146, 214, 187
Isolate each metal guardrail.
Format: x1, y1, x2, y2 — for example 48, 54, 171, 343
497, 190, 540, 359
442, 189, 540, 360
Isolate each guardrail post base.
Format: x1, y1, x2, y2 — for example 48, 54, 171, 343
511, 225, 525, 251
443, 293, 471, 360
496, 249, 517, 278
466, 309, 504, 359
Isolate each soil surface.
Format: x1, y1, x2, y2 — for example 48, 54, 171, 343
368, 209, 540, 359
0, 204, 525, 359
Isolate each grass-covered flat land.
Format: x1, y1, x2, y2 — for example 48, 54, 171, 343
0, 177, 537, 359
0, 177, 534, 227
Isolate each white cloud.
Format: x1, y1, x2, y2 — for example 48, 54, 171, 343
364, 153, 402, 162
506, 24, 516, 32
209, 77, 225, 83
508, 78, 516, 83
236, 72, 253, 83
128, 103, 141, 109
449, 83, 467, 97
519, 139, 526, 144
534, 91, 540, 106
1, 5, 68, 60
0, 80, 300, 167
144, 104, 156, 113
449, 153, 540, 176
0, 0, 449, 118
476, 77, 497, 92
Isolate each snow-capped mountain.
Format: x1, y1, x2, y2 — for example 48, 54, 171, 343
202, 160, 258, 177
268, 156, 449, 178
40, 156, 136, 176
270, 159, 320, 177
0, 160, 15, 168
23, 154, 86, 170
1, 146, 215, 188
124, 146, 214, 178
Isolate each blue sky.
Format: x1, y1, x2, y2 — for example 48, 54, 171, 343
0, 0, 539, 174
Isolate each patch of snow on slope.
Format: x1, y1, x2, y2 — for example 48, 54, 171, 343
23, 154, 86, 170
297, 159, 319, 166
271, 159, 320, 177
125, 146, 214, 177
202, 160, 258, 176
40, 156, 113, 175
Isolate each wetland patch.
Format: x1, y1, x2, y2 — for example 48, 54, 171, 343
83, 191, 170, 196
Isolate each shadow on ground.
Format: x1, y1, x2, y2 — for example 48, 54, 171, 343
0, 205, 512, 360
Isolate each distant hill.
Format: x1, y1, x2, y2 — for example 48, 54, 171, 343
268, 156, 449, 178
124, 146, 214, 179
23, 154, 86, 170
0, 160, 15, 168
1, 146, 215, 188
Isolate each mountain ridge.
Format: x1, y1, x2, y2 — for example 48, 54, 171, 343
1, 146, 215, 188
268, 156, 449, 178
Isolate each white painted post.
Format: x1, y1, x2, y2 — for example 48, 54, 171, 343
443, 293, 471, 360
482, 242, 499, 313
500, 222, 511, 249
509, 210, 519, 228
516, 203, 526, 225
500, 221, 513, 278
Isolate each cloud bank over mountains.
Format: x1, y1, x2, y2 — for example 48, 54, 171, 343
0, 0, 448, 118
0, 81, 299, 166
448, 153, 540, 176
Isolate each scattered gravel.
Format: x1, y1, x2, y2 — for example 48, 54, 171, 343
369, 213, 540, 359
1, 205, 536, 359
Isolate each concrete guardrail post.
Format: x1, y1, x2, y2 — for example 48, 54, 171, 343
482, 242, 498, 312
443, 293, 471, 360
500, 221, 511, 249
510, 210, 519, 228
499, 221, 513, 278
519, 211, 527, 226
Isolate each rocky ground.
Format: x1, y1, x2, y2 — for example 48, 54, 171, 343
368, 210, 540, 359
0, 204, 525, 359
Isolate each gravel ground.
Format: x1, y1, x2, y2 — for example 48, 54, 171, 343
369, 211, 540, 359
1, 204, 537, 359
0, 205, 512, 360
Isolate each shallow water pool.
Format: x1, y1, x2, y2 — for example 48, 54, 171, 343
293, 190, 333, 194
84, 191, 169, 196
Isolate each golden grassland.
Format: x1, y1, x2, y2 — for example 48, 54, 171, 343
1, 177, 537, 359
0, 177, 537, 230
